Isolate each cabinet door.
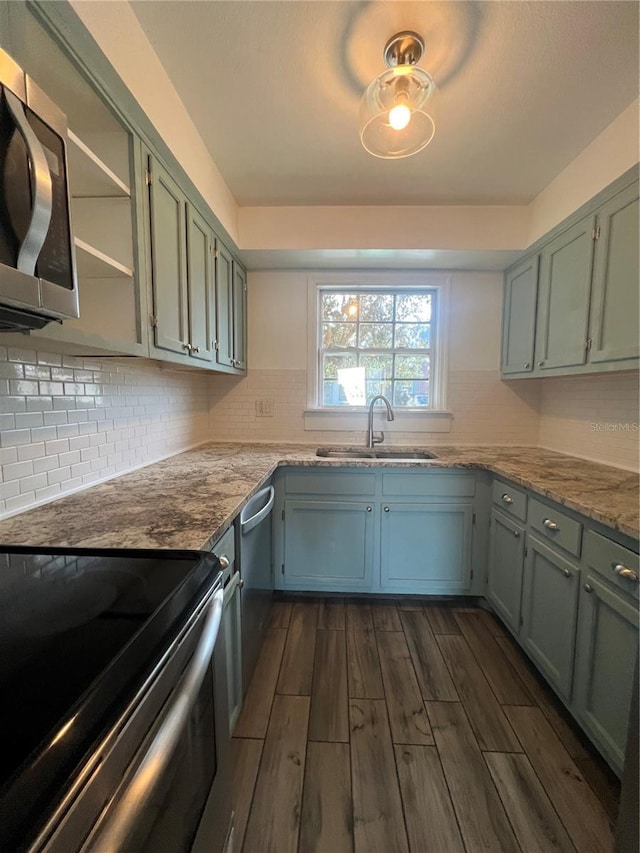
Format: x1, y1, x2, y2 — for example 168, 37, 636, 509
487, 509, 525, 632
521, 535, 580, 701
186, 205, 214, 362
282, 499, 374, 591
380, 502, 473, 593
223, 572, 243, 732
589, 182, 640, 364
536, 215, 595, 370
214, 240, 234, 368
232, 262, 247, 371
501, 256, 539, 374
574, 574, 639, 775
148, 158, 189, 355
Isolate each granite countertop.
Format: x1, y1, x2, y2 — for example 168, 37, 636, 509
0, 443, 637, 550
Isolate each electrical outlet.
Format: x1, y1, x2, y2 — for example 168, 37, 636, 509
255, 399, 274, 417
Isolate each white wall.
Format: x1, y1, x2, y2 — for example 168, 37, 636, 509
528, 99, 639, 245
70, 0, 239, 243
209, 270, 541, 446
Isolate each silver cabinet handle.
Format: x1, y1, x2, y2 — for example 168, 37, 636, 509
584, 584, 593, 593
562, 568, 572, 578
537, 361, 544, 367
513, 530, 520, 538
91, 588, 224, 852
182, 342, 192, 352
4, 89, 53, 276
366, 506, 372, 512
239, 578, 245, 589
219, 555, 230, 570
192, 346, 200, 354
543, 518, 560, 531
501, 493, 514, 505
524, 362, 531, 369
612, 563, 639, 582
384, 506, 390, 512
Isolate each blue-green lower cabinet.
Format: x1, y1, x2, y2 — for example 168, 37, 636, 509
486, 509, 525, 633
380, 502, 473, 594
573, 574, 639, 775
520, 535, 580, 703
281, 499, 375, 591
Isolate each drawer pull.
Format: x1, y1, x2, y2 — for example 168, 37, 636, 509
513, 530, 520, 539
543, 518, 560, 531
523, 362, 531, 369
584, 584, 593, 593
562, 568, 572, 578
219, 555, 230, 570
383, 506, 390, 512
612, 563, 639, 582
366, 506, 372, 512
501, 494, 514, 505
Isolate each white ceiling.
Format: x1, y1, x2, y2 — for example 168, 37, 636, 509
130, 1, 639, 208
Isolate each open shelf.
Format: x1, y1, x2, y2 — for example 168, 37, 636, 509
67, 130, 131, 198
74, 238, 134, 279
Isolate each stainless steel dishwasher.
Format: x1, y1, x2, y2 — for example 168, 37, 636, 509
239, 484, 275, 690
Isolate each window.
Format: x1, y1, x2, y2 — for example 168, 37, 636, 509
312, 281, 444, 409
305, 273, 451, 431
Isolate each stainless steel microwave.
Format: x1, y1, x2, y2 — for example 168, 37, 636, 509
0, 46, 79, 331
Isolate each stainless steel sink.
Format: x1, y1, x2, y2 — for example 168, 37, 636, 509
315, 449, 375, 459
372, 450, 438, 460
316, 448, 437, 460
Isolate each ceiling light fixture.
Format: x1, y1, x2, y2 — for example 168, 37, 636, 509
360, 31, 436, 160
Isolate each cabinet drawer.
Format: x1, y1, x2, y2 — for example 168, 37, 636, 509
382, 472, 475, 498
492, 480, 527, 521
529, 498, 582, 558
584, 530, 639, 600
285, 470, 376, 496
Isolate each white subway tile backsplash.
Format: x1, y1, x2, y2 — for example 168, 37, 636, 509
0, 346, 210, 519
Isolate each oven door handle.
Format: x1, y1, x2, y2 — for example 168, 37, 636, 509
4, 89, 53, 276
89, 587, 224, 853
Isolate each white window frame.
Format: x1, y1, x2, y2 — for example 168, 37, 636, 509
305, 272, 452, 434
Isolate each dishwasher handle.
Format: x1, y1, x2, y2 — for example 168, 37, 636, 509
240, 486, 275, 536
89, 587, 224, 853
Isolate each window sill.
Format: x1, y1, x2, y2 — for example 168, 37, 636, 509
303, 408, 453, 433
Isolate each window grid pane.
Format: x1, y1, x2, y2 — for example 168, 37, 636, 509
319, 289, 436, 409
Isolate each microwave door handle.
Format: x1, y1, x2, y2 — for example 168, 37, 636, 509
89, 587, 224, 853
4, 89, 52, 276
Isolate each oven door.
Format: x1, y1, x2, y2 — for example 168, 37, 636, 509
36, 584, 232, 853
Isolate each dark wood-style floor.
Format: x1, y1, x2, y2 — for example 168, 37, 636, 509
231, 598, 620, 853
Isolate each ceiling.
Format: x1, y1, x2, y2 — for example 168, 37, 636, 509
130, 1, 639, 208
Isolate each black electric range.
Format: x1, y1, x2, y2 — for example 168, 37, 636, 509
0, 546, 222, 851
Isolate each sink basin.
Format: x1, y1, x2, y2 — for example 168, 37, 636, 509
316, 448, 437, 460
315, 449, 375, 459
372, 450, 438, 460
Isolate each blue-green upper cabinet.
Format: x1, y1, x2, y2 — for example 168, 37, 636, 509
148, 157, 189, 356
535, 215, 596, 371
232, 263, 248, 372
588, 181, 640, 365
186, 204, 215, 363
501, 256, 539, 374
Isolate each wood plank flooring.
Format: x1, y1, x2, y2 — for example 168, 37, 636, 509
232, 599, 619, 853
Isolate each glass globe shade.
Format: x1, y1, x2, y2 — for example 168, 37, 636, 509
359, 65, 436, 159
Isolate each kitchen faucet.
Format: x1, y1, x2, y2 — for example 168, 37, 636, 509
367, 395, 394, 448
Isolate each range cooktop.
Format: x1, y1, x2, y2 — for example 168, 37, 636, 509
0, 546, 222, 851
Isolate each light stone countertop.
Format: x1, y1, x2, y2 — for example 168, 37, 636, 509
0, 443, 637, 550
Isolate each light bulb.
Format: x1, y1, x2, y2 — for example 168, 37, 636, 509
388, 103, 411, 131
